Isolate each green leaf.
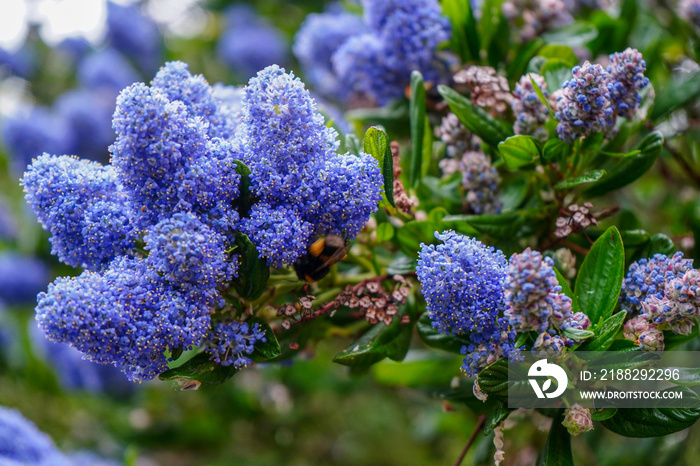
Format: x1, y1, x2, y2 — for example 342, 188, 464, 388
652, 69, 700, 120
536, 409, 573, 466
542, 21, 598, 47
232, 159, 254, 216
484, 402, 514, 435
577, 311, 627, 352
507, 39, 544, 82
416, 312, 470, 353
409, 71, 426, 187
639, 233, 675, 258
477, 359, 531, 402
432, 377, 496, 413
590, 408, 617, 421
372, 351, 462, 387
248, 318, 281, 362
443, 210, 537, 240
541, 58, 572, 92
480, 0, 506, 52
664, 325, 699, 351
159, 352, 239, 387
442, 0, 479, 62
601, 389, 700, 437
573, 226, 625, 324
562, 327, 594, 340
543, 139, 571, 161
554, 169, 606, 190
345, 133, 362, 156
376, 222, 395, 242
231, 233, 270, 300
498, 135, 541, 170
620, 229, 650, 247
333, 317, 413, 367
537, 45, 578, 66
599, 149, 641, 158
584, 131, 663, 197
553, 267, 573, 298
363, 126, 396, 206
438, 84, 511, 147
607, 339, 640, 352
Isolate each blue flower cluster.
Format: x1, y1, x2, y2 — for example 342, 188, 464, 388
502, 0, 573, 42
462, 151, 502, 215
238, 65, 383, 267
504, 249, 588, 351
23, 62, 381, 381
0, 253, 50, 306
620, 252, 693, 314
607, 48, 649, 119
206, 321, 267, 369
293, 0, 450, 105
106, 0, 162, 73
512, 73, 550, 141
0, 406, 119, 466
554, 49, 649, 143
293, 11, 367, 99
217, 5, 288, 80
554, 62, 614, 143
416, 231, 519, 375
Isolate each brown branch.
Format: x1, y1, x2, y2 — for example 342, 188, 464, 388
454, 415, 487, 466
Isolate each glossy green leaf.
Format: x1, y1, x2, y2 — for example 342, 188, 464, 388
231, 233, 270, 300
573, 226, 625, 325
562, 327, 594, 340
416, 312, 470, 353
333, 317, 413, 367
599, 149, 641, 158
248, 318, 281, 362
554, 169, 606, 190
553, 267, 573, 298
438, 85, 511, 147
537, 45, 578, 66
543, 139, 571, 161
443, 210, 536, 240
507, 39, 544, 82
542, 58, 572, 91
159, 352, 239, 387
578, 311, 627, 352
590, 407, 617, 421
484, 402, 514, 435
639, 233, 675, 259
620, 229, 650, 248
442, 0, 479, 62
432, 377, 496, 413
535, 409, 573, 466
664, 325, 699, 351
363, 126, 396, 207
584, 131, 663, 197
232, 159, 254, 216
498, 135, 541, 171
542, 21, 598, 47
477, 359, 531, 402
602, 388, 700, 437
652, 69, 700, 120
409, 71, 426, 187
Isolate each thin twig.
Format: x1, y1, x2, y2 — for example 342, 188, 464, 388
454, 415, 487, 466
665, 142, 700, 186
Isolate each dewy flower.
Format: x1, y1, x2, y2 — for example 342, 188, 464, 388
512, 73, 550, 141
23, 62, 381, 381
554, 61, 615, 143
332, 0, 451, 105
416, 231, 519, 375
607, 48, 649, 119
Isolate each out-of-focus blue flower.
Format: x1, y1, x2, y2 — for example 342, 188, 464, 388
0, 45, 35, 78
77, 48, 140, 94
332, 0, 451, 105
217, 5, 287, 80
293, 12, 367, 99
29, 322, 134, 397
211, 83, 244, 136
239, 65, 382, 265
512, 73, 550, 141
55, 89, 115, 161
57, 37, 92, 63
416, 231, 519, 375
554, 62, 614, 143
106, 1, 161, 73
620, 252, 693, 314
1, 107, 75, 175
607, 48, 649, 119
0, 406, 69, 466
0, 253, 50, 306
502, 0, 573, 42
681, 0, 700, 29
0, 197, 17, 240
461, 151, 501, 215
206, 320, 267, 368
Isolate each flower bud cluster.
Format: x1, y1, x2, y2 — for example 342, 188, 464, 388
512, 73, 550, 141
554, 202, 598, 238
607, 48, 649, 119
205, 321, 268, 369
502, 0, 573, 42
453, 66, 513, 116
462, 151, 502, 215
562, 404, 594, 437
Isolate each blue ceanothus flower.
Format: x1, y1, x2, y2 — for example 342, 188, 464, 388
23, 61, 381, 381
206, 320, 268, 368
417, 231, 520, 375
0, 407, 68, 466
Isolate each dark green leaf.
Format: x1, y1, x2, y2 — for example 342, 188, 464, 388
554, 169, 606, 190
602, 388, 700, 437
442, 0, 479, 62
480, 0, 506, 52
577, 311, 627, 352
639, 233, 675, 258
409, 71, 426, 187
248, 318, 281, 362
416, 312, 470, 353
231, 233, 270, 300
232, 159, 254, 216
652, 69, 700, 120
363, 126, 396, 206
438, 85, 511, 147
573, 226, 625, 324
542, 21, 598, 47
664, 325, 699, 351
584, 131, 663, 197
498, 135, 541, 170
507, 39, 544, 82
607, 339, 640, 352
484, 402, 514, 435
599, 149, 641, 158
553, 267, 573, 298
333, 316, 413, 367
543, 139, 571, 161
477, 359, 531, 402
159, 352, 239, 387
562, 327, 594, 340
443, 210, 537, 240
530, 73, 554, 116
541, 58, 572, 92
620, 229, 650, 248
386, 254, 417, 275
590, 408, 617, 421
536, 409, 573, 466
432, 377, 496, 413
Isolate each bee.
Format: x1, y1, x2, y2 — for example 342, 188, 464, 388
294, 233, 349, 282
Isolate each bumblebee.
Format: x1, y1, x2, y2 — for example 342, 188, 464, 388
294, 234, 348, 282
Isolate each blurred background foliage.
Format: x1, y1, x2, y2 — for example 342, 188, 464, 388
3, 0, 700, 465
